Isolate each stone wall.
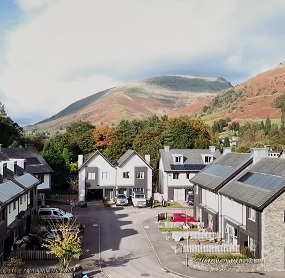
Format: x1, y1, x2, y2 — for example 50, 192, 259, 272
0, 266, 82, 278
188, 258, 264, 272
262, 193, 285, 271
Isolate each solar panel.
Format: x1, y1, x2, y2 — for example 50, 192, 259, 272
238, 172, 284, 190
26, 157, 41, 165
170, 164, 206, 171
203, 164, 233, 178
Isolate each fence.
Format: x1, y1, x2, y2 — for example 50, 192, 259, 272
178, 244, 240, 254
158, 221, 204, 229
169, 231, 220, 241
50, 194, 78, 204
13, 250, 57, 260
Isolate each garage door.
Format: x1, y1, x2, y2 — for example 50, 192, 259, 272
173, 189, 185, 201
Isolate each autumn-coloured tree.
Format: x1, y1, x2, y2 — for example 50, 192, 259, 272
94, 125, 115, 151
42, 220, 84, 268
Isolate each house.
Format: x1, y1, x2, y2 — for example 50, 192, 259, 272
158, 146, 221, 202
191, 147, 285, 271
0, 144, 54, 206
0, 158, 40, 267
78, 150, 152, 201
116, 150, 152, 200
191, 151, 252, 232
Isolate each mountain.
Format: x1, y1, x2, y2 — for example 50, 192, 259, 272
200, 62, 285, 124
30, 75, 232, 132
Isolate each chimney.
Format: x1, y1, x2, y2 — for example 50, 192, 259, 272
25, 143, 34, 150
78, 155, 84, 168
209, 146, 216, 153
251, 148, 268, 164
223, 147, 232, 155
164, 146, 170, 152
144, 154, 150, 165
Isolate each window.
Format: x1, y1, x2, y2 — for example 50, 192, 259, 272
195, 185, 199, 195
3, 164, 7, 178
136, 172, 144, 179
174, 155, 183, 164
13, 201, 16, 210
102, 172, 108, 179
186, 173, 190, 179
1, 208, 6, 222
20, 196, 23, 205
37, 174, 44, 182
173, 173, 179, 179
8, 204, 11, 214
204, 156, 212, 163
87, 172, 96, 180
123, 172, 130, 178
249, 208, 256, 222
24, 194, 26, 202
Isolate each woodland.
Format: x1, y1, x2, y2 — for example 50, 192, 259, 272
1, 92, 285, 189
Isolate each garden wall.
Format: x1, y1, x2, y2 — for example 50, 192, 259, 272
188, 257, 264, 272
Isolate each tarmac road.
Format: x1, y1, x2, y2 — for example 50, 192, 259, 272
70, 202, 285, 278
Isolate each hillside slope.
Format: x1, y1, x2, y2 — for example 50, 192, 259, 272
31, 75, 232, 132
200, 62, 285, 124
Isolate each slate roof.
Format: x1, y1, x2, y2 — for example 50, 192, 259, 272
159, 148, 221, 172
117, 150, 152, 169
190, 152, 252, 191
78, 150, 114, 170
219, 157, 285, 210
0, 147, 53, 174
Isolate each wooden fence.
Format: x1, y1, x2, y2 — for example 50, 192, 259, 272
50, 194, 78, 204
13, 250, 57, 260
178, 244, 240, 254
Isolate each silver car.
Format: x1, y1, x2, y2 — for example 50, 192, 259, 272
115, 194, 128, 206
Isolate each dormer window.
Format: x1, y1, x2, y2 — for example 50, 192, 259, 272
174, 155, 183, 164
202, 154, 213, 164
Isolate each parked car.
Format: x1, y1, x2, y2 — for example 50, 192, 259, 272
115, 194, 129, 206
187, 194, 194, 205
170, 212, 197, 223
38, 207, 73, 222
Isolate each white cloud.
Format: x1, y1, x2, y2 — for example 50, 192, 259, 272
1, 0, 285, 126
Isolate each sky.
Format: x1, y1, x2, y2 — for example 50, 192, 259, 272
0, 0, 285, 127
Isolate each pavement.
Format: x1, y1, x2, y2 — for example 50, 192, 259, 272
142, 216, 195, 278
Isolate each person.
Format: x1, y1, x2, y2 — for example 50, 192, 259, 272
149, 196, 154, 208
161, 196, 165, 207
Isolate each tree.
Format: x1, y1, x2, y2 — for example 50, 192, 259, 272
264, 116, 271, 134
41, 141, 68, 187
42, 220, 84, 268
223, 137, 230, 147
0, 114, 24, 147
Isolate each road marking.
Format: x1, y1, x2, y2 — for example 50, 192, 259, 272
93, 223, 98, 226
105, 274, 113, 278
144, 226, 149, 229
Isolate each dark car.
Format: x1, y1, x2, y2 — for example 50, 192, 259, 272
187, 194, 194, 205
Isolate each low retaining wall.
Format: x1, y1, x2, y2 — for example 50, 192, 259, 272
0, 265, 83, 278
188, 257, 264, 272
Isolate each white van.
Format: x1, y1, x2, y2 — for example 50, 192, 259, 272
38, 207, 73, 222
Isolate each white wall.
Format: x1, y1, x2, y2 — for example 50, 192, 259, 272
37, 174, 51, 190
117, 154, 151, 190
221, 196, 245, 225
202, 189, 219, 211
